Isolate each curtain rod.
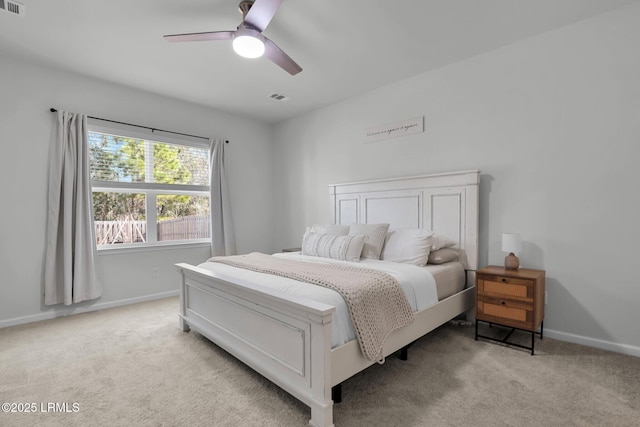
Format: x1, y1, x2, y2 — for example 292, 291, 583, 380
49, 108, 228, 143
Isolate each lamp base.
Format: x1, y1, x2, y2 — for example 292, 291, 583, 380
505, 253, 520, 270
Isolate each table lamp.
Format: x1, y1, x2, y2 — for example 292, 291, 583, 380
502, 233, 522, 270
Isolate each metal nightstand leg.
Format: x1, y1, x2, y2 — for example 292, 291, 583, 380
475, 320, 543, 355
531, 330, 535, 355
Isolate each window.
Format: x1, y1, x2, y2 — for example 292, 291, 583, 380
88, 121, 210, 248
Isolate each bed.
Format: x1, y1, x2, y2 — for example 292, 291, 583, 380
176, 169, 479, 427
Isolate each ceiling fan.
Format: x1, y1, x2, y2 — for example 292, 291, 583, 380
164, 0, 302, 76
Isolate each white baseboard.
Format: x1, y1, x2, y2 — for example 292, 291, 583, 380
544, 328, 640, 358
0, 291, 179, 329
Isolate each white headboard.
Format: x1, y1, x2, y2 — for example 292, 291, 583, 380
328, 170, 479, 273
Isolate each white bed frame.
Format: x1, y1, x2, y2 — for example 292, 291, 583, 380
176, 170, 479, 427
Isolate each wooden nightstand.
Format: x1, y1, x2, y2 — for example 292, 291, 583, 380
475, 266, 545, 355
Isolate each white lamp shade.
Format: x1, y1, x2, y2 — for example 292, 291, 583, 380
502, 233, 522, 254
232, 28, 265, 59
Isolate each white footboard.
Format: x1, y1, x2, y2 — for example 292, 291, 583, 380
177, 263, 336, 427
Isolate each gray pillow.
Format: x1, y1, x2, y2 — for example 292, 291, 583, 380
427, 248, 459, 264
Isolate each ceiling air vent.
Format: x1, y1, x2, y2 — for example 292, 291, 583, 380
0, 0, 25, 17
269, 93, 290, 102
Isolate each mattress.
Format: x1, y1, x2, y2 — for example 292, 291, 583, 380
426, 261, 466, 300
278, 252, 466, 302
197, 253, 466, 348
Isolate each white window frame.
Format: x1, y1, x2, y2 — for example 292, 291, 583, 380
88, 119, 211, 251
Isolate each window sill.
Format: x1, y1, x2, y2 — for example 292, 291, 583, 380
97, 240, 211, 255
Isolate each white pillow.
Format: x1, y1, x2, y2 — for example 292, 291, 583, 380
429, 234, 457, 251
348, 223, 390, 260
381, 229, 434, 266
305, 224, 350, 235
301, 232, 365, 262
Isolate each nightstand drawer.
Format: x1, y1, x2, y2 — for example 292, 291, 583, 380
477, 275, 534, 301
477, 297, 534, 330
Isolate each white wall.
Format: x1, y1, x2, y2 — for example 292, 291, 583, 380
0, 55, 274, 326
272, 4, 640, 355
2, 4, 639, 356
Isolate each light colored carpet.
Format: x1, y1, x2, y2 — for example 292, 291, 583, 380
1, 297, 638, 426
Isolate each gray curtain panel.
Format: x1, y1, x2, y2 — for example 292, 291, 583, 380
209, 139, 236, 256
44, 110, 102, 305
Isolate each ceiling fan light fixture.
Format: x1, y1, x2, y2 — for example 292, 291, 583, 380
164, 0, 302, 75
232, 27, 265, 58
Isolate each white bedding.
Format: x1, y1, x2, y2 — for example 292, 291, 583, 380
196, 252, 440, 348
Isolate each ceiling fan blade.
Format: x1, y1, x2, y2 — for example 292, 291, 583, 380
264, 37, 302, 76
164, 31, 235, 43
244, 0, 283, 32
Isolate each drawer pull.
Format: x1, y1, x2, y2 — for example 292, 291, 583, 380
501, 301, 506, 305
501, 278, 507, 282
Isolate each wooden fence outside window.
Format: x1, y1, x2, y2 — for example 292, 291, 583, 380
95, 215, 210, 245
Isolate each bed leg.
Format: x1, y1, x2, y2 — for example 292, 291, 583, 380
178, 315, 190, 332
178, 275, 190, 332
400, 342, 414, 361
309, 402, 334, 427
331, 384, 342, 404
400, 347, 408, 361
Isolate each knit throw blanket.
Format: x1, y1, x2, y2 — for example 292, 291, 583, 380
208, 252, 415, 361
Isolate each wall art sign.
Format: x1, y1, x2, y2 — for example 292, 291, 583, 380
364, 116, 424, 143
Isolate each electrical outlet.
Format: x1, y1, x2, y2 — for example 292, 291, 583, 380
152, 268, 159, 278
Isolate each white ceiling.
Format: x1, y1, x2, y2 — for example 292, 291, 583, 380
0, 0, 636, 123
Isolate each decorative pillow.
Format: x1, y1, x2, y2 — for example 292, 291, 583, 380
381, 228, 434, 266
429, 234, 457, 251
305, 224, 350, 236
427, 248, 460, 264
348, 223, 390, 260
301, 232, 365, 262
